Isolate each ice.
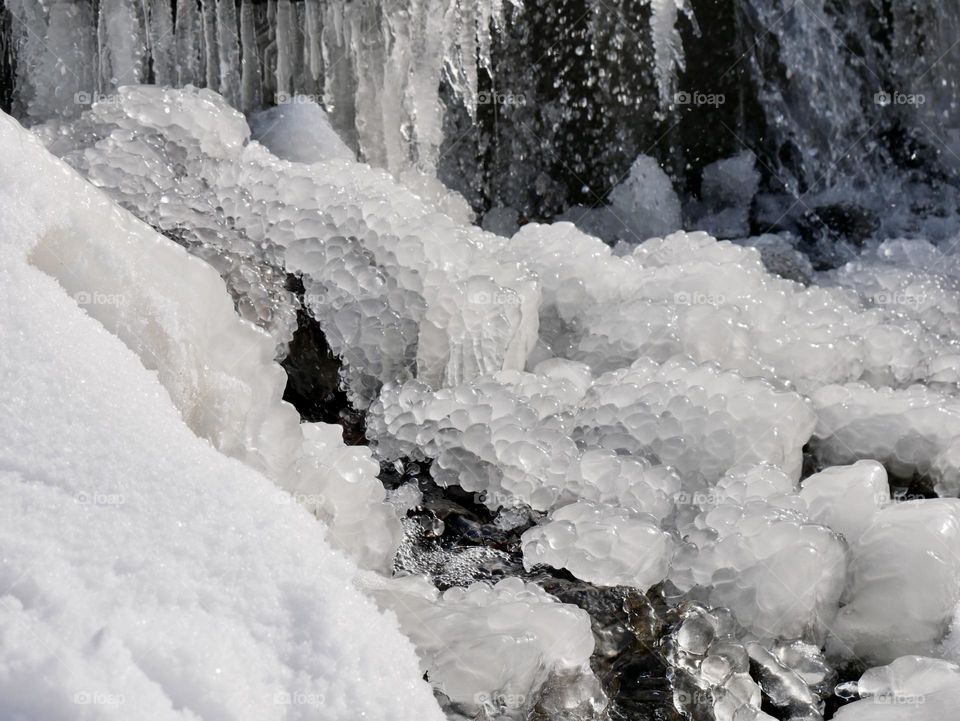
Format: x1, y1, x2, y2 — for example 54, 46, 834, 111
799, 461, 890, 544
833, 657, 960, 721
363, 575, 601, 717
250, 98, 357, 163
701, 152, 761, 210
736, 233, 814, 284
576, 356, 815, 483
43, 86, 537, 404
811, 383, 960, 495
667, 605, 770, 721
670, 493, 846, 641
0, 111, 441, 721
2, 108, 401, 573
690, 152, 761, 240
558, 154, 683, 244
830, 500, 960, 664
521, 501, 675, 590
503, 223, 960, 392
369, 355, 806, 513
644, 0, 694, 107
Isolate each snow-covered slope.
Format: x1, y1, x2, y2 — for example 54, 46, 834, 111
0, 110, 442, 721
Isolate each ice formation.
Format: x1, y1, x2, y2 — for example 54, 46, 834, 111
10, 0, 960, 718
41, 86, 538, 406
799, 460, 890, 544
558, 154, 683, 244
830, 500, 960, 664
833, 656, 960, 720
521, 501, 675, 590
811, 383, 960, 497
667, 604, 835, 721
670, 465, 847, 642
364, 575, 600, 716
0, 110, 441, 720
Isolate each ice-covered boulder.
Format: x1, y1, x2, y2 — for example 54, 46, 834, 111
574, 356, 816, 483
671, 477, 847, 641
364, 575, 600, 717
830, 500, 960, 664
799, 460, 890, 544
249, 97, 357, 163
0, 110, 441, 721
368, 355, 811, 512
521, 501, 675, 590
503, 224, 960, 392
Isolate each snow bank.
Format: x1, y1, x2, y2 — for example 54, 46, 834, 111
0, 111, 441, 719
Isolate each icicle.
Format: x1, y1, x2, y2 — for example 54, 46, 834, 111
31, 0, 96, 119
174, 0, 201, 86
303, 0, 324, 83
322, 0, 359, 151
97, 0, 144, 94
201, 0, 219, 90
275, 0, 295, 101
5, 0, 50, 118
216, 0, 241, 107
646, 0, 691, 108
239, 0, 262, 112
146, 0, 174, 85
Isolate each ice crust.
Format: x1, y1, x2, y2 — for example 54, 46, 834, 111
0, 110, 441, 720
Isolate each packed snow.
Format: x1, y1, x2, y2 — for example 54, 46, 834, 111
0, 109, 441, 721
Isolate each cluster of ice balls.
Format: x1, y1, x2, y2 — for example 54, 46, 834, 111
521, 501, 674, 590
368, 355, 812, 519
498, 223, 960, 391
666, 604, 834, 721
573, 356, 816, 483
44, 86, 538, 406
